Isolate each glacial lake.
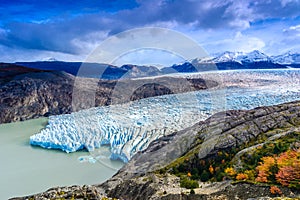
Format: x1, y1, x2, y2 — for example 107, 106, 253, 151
0, 118, 123, 200
2, 69, 300, 199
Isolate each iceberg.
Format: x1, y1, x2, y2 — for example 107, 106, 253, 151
30, 70, 300, 163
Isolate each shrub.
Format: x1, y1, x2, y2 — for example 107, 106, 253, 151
256, 156, 276, 183
209, 165, 214, 174
270, 186, 282, 195
224, 167, 236, 177
254, 148, 300, 189
244, 170, 256, 181
215, 172, 225, 182
200, 170, 210, 182
180, 177, 199, 189
236, 173, 249, 181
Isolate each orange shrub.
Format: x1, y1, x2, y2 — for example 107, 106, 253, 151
256, 148, 300, 188
275, 149, 300, 188
277, 149, 298, 167
270, 186, 282, 195
236, 173, 249, 181
256, 156, 276, 183
209, 165, 214, 174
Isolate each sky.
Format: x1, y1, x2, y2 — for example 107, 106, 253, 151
0, 0, 300, 65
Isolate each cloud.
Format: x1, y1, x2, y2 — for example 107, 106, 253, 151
112, 49, 184, 67
0, 0, 252, 54
289, 24, 300, 30
0, 0, 300, 61
202, 31, 265, 53
249, 0, 300, 19
0, 44, 85, 62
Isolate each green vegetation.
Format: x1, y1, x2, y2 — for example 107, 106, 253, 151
229, 132, 300, 187
180, 176, 199, 189
163, 127, 300, 191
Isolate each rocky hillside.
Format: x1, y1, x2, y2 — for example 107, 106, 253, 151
0, 63, 216, 124
13, 101, 300, 200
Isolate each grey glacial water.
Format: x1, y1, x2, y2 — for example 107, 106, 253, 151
0, 118, 123, 199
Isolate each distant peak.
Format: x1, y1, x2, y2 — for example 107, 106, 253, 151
191, 50, 272, 64
272, 51, 300, 64
43, 57, 58, 62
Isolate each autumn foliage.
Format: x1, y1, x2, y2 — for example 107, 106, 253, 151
236, 173, 249, 181
270, 186, 282, 195
256, 156, 276, 183
224, 167, 236, 176
255, 148, 300, 189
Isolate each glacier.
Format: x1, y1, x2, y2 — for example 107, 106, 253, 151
30, 69, 300, 163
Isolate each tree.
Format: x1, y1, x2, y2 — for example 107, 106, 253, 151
275, 149, 300, 188
256, 156, 276, 183
256, 148, 300, 188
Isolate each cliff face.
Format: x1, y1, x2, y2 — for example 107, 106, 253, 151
13, 101, 300, 200
0, 70, 74, 123
0, 63, 215, 124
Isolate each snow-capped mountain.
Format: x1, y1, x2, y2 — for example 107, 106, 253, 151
192, 51, 243, 63
192, 50, 272, 64
271, 51, 300, 64
237, 50, 271, 63
212, 51, 244, 63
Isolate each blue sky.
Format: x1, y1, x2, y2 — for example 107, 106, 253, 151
0, 0, 300, 64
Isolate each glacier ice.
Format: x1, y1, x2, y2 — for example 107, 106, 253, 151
30, 69, 300, 163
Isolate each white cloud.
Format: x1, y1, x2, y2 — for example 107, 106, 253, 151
289, 24, 300, 31
71, 30, 109, 54
0, 44, 85, 62
201, 31, 265, 53
112, 49, 184, 67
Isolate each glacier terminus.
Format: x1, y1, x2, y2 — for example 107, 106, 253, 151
30, 69, 300, 163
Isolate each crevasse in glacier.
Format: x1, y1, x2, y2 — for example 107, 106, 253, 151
30, 70, 300, 163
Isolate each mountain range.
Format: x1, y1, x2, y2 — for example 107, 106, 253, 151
193, 50, 300, 64
170, 50, 300, 72
14, 50, 300, 79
